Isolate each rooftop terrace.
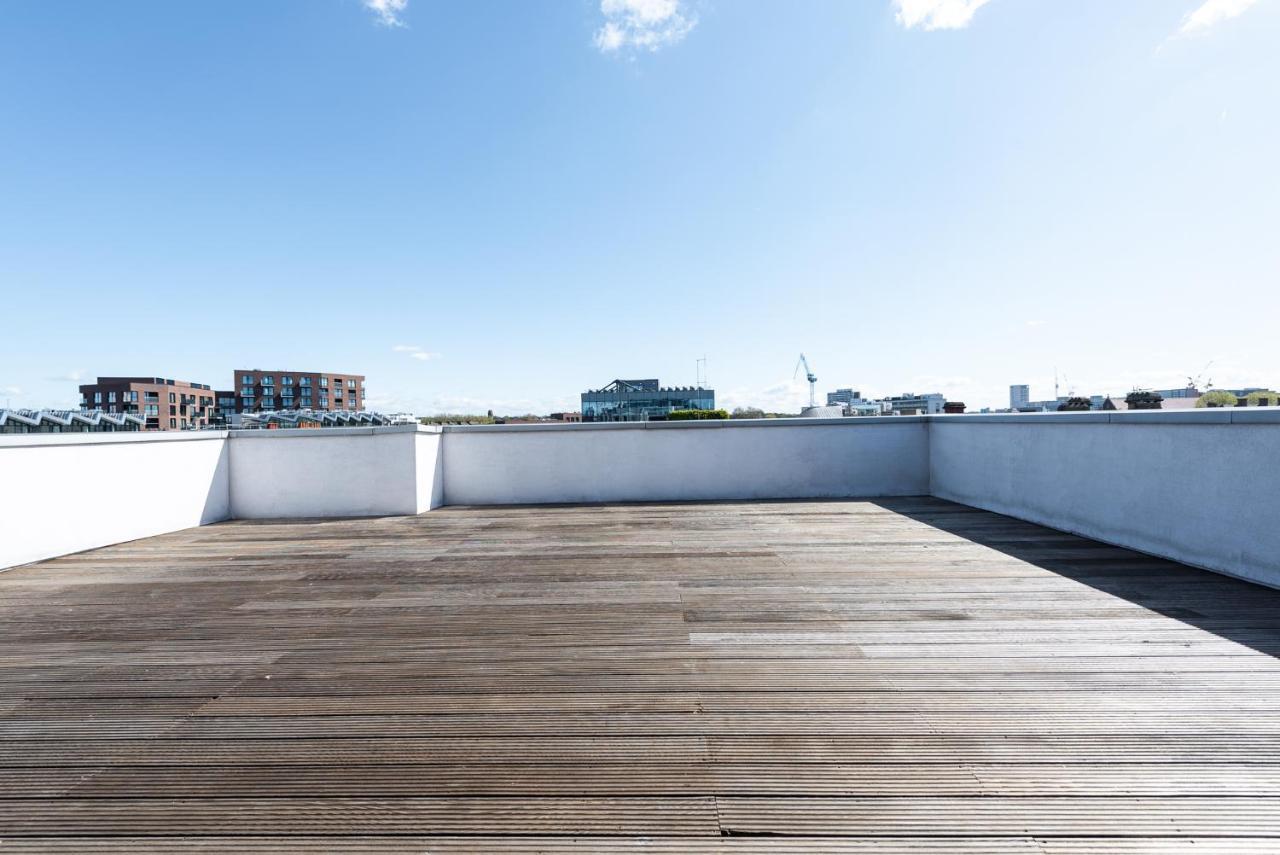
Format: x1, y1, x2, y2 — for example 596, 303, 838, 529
2, 497, 1280, 851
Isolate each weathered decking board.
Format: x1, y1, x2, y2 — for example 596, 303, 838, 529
1, 497, 1278, 851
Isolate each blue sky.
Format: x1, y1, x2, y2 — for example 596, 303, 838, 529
1, 0, 1277, 413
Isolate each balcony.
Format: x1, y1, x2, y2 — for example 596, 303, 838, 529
1, 414, 1279, 848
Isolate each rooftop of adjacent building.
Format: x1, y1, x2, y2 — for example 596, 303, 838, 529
0, 408, 145, 431
235, 369, 365, 378
80, 376, 214, 391
584, 379, 713, 394
235, 409, 397, 428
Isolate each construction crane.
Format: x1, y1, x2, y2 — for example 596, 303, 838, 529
1187, 360, 1215, 393
794, 353, 817, 408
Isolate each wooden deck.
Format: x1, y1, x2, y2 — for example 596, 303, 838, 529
1, 497, 1279, 852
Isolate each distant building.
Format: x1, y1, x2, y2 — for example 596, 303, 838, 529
1009, 384, 1030, 410
943, 402, 966, 414
215, 390, 238, 423
884, 392, 946, 415
1153, 386, 1200, 399
845, 401, 889, 416
827, 388, 863, 407
549, 412, 582, 423
78, 377, 217, 431
1, 408, 144, 434
231, 370, 365, 415
581, 379, 714, 422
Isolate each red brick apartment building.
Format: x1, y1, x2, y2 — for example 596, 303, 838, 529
229, 370, 365, 415
78, 377, 217, 431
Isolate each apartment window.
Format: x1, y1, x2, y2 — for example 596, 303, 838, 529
282, 376, 294, 386
94, 392, 102, 404
347, 379, 356, 390
319, 377, 328, 388
242, 375, 254, 384
108, 405, 116, 413
168, 392, 176, 403
181, 419, 187, 429
169, 418, 177, 428
300, 377, 311, 387
262, 376, 274, 386
241, 397, 253, 409
145, 405, 158, 416
128, 391, 138, 402
145, 392, 159, 402
108, 391, 117, 403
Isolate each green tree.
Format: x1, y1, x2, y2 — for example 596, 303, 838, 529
418, 413, 495, 425
1196, 390, 1240, 408
1246, 390, 1280, 407
731, 407, 766, 419
667, 409, 729, 420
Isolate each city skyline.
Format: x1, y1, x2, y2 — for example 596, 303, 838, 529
2, 1, 1277, 414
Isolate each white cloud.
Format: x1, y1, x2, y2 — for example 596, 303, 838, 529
47, 370, 85, 382
363, 0, 408, 27
392, 344, 440, 362
594, 0, 697, 54
719, 378, 813, 414
365, 390, 571, 417
1, 385, 22, 398
1179, 0, 1259, 34
894, 0, 991, 31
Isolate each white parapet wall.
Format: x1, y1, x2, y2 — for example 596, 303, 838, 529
440, 418, 930, 505
228, 425, 443, 519
0, 431, 230, 570
929, 409, 1280, 589
0, 425, 444, 570
4, 413, 1279, 590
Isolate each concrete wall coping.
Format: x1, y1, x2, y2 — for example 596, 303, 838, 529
447, 409, 1280, 432
228, 424, 440, 439
0, 423, 443, 449
2, 407, 1269, 447
930, 408, 1280, 425
3, 408, 1273, 446
0, 429, 229, 450
443, 416, 927, 433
